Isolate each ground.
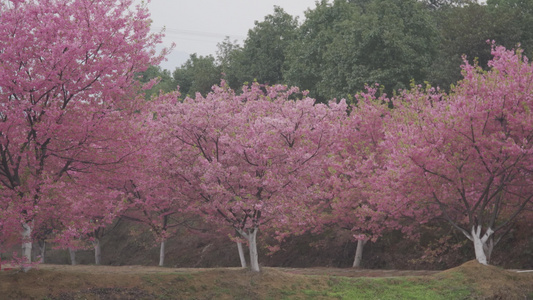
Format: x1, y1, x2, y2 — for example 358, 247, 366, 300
0, 261, 532, 299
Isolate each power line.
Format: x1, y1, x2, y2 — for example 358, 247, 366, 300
152, 26, 246, 41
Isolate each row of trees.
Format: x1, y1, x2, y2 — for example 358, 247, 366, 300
143, 0, 533, 102
1, 0, 532, 273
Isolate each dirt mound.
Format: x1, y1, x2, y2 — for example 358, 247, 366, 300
439, 260, 506, 277
435, 260, 533, 299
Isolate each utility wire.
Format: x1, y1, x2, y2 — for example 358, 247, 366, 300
152, 26, 246, 41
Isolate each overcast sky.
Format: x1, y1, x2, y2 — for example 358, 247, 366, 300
143, 0, 319, 70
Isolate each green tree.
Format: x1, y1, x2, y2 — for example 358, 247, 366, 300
173, 54, 221, 96
428, 1, 529, 90
284, 0, 358, 101
139, 66, 177, 99
216, 37, 244, 89
226, 7, 299, 88
284, 0, 438, 102
421, 0, 473, 10
347, 0, 438, 95
487, 0, 533, 57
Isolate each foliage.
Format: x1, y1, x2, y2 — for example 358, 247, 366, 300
143, 0, 533, 100
216, 37, 243, 89
283, 0, 360, 102
0, 0, 164, 266
428, 2, 525, 90
147, 0, 533, 100
172, 54, 221, 97
118, 91, 195, 266
317, 85, 397, 265
139, 66, 177, 100
487, 0, 533, 58
2, 0, 533, 271
284, 0, 438, 101
228, 7, 299, 88
382, 45, 533, 264
147, 81, 346, 270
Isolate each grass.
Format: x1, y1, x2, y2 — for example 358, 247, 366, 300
315, 275, 473, 300
0, 261, 531, 299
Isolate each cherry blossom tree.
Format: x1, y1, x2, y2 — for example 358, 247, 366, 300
0, 0, 165, 270
322, 88, 394, 268
316, 86, 419, 268
383, 45, 533, 265
60, 174, 127, 265
121, 178, 187, 267
118, 99, 195, 267
150, 82, 345, 272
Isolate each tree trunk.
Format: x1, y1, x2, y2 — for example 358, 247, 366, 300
69, 248, 77, 265
248, 228, 260, 272
93, 238, 101, 265
470, 225, 493, 265
483, 236, 494, 263
237, 241, 247, 268
237, 227, 260, 272
21, 222, 33, 272
472, 235, 487, 265
159, 240, 166, 267
352, 239, 367, 268
38, 240, 46, 263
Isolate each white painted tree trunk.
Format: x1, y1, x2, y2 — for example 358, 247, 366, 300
21, 222, 33, 272
237, 227, 260, 272
69, 248, 77, 265
237, 241, 247, 268
352, 239, 367, 268
92, 238, 101, 265
470, 225, 494, 265
159, 240, 166, 267
248, 228, 260, 272
472, 236, 487, 265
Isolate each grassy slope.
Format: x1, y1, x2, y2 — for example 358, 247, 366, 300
0, 261, 532, 299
